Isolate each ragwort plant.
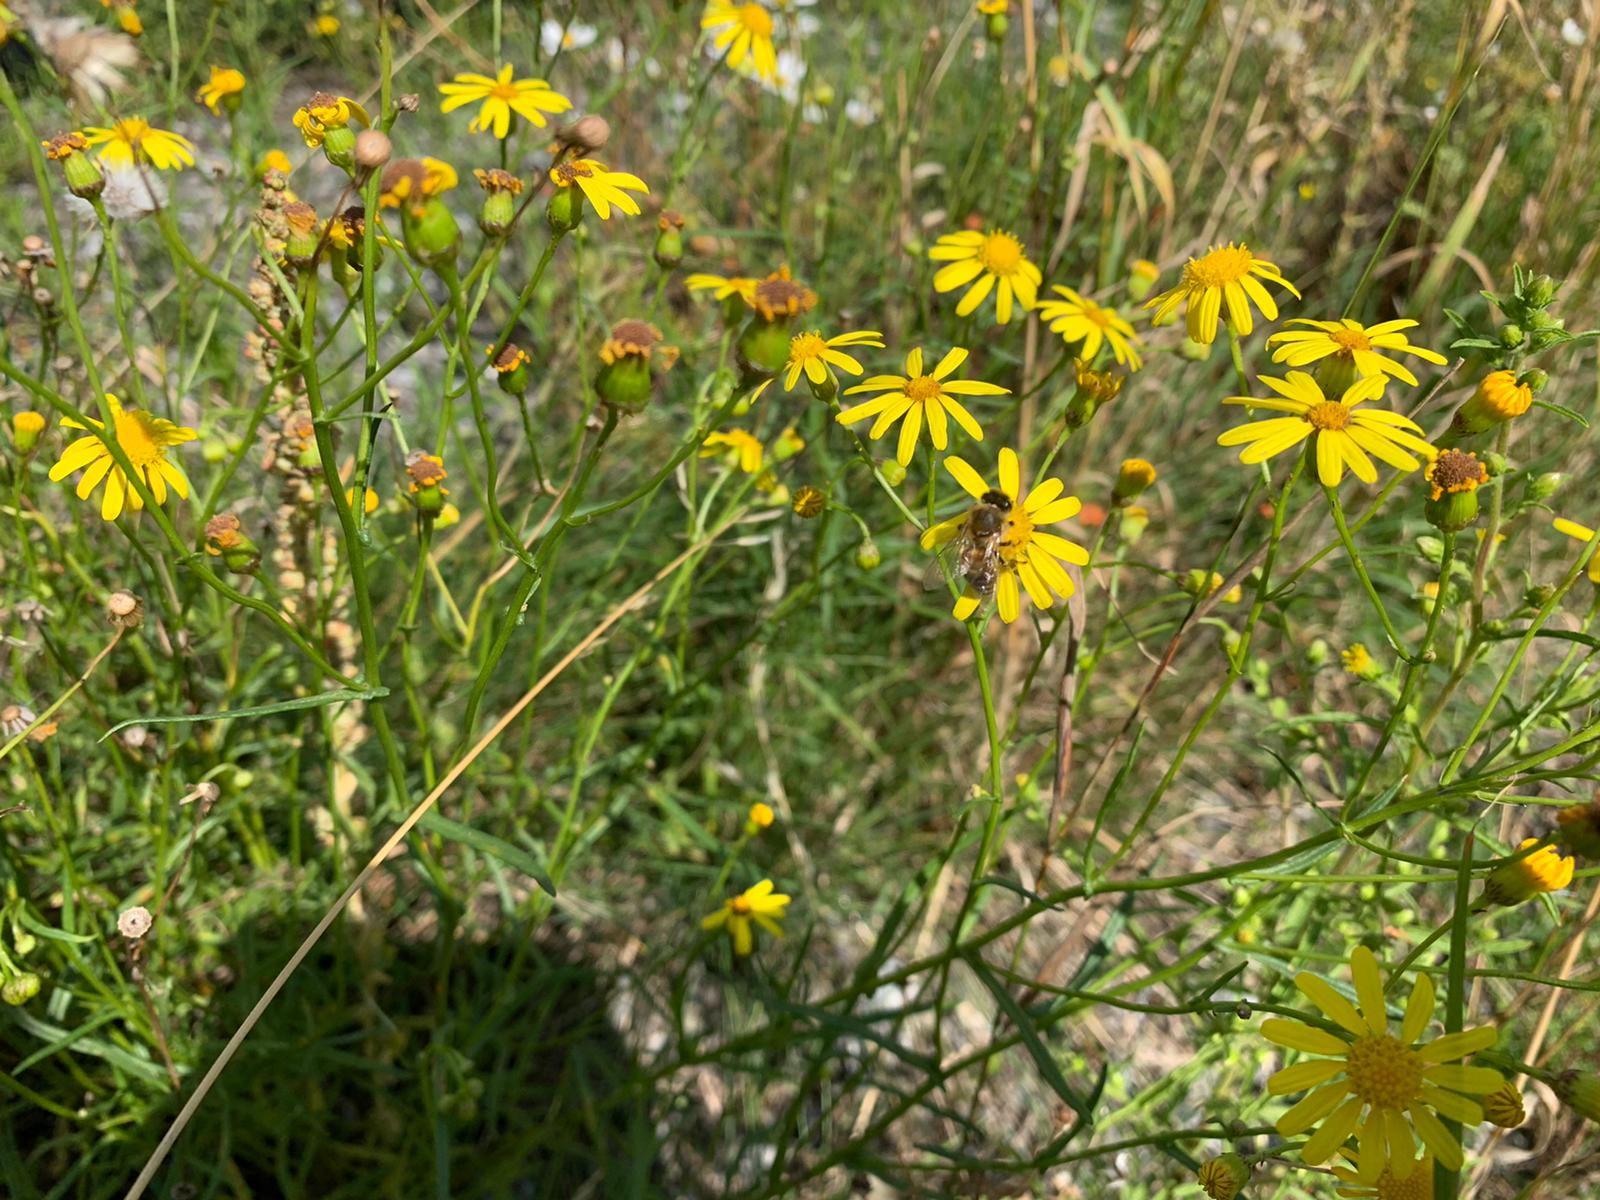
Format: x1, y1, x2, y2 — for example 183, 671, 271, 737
1, 2, 1599, 1198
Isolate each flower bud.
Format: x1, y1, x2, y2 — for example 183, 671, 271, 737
491, 344, 531, 396
737, 318, 793, 374
1, 973, 41, 1006
321, 123, 357, 172
556, 113, 611, 154
1113, 457, 1156, 504
745, 802, 775, 835
984, 12, 1008, 42
771, 425, 805, 462
1555, 1071, 1600, 1124
877, 459, 907, 487
1529, 472, 1563, 502
653, 210, 686, 268
354, 129, 392, 172
1126, 258, 1160, 302
1451, 369, 1533, 437
1196, 1154, 1250, 1200
1520, 368, 1548, 393
855, 538, 882, 571
1555, 797, 1600, 858
10, 410, 45, 455
1525, 273, 1558, 308
546, 185, 584, 233
1481, 838, 1575, 907
473, 167, 523, 237
282, 201, 321, 268
44, 132, 106, 199
1424, 449, 1488, 532
204, 513, 261, 573
1484, 1079, 1526, 1128
595, 320, 676, 413
1499, 323, 1524, 348
1119, 503, 1149, 544
791, 485, 825, 519
402, 199, 460, 267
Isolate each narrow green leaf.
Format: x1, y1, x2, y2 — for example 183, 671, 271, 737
416, 810, 555, 896
99, 687, 389, 741
965, 954, 1091, 1121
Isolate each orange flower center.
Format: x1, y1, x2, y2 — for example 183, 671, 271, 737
113, 408, 164, 469
736, 3, 773, 36
1183, 244, 1254, 290
979, 231, 1024, 275
1306, 401, 1352, 431
1081, 302, 1112, 329
492, 81, 519, 102
1330, 326, 1373, 352
789, 332, 827, 362
730, 896, 753, 915
905, 375, 943, 406
1345, 1035, 1423, 1109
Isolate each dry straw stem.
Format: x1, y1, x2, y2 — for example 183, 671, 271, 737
125, 523, 739, 1199
0, 628, 123, 762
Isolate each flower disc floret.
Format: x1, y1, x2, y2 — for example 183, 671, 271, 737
1145, 241, 1299, 344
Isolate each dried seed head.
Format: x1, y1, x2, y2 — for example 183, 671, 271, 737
354, 129, 392, 171
557, 113, 610, 153
396, 93, 421, 114
107, 590, 144, 629
118, 906, 153, 940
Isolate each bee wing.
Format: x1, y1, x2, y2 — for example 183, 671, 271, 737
921, 538, 967, 592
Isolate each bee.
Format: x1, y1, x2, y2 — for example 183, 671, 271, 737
933, 489, 1013, 600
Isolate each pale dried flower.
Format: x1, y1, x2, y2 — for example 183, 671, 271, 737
107, 590, 144, 629
118, 906, 153, 940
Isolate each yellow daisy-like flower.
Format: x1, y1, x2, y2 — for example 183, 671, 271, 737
47, 394, 197, 521
1481, 838, 1575, 906
1553, 516, 1600, 583
310, 13, 339, 36
1263, 945, 1502, 1183
836, 347, 1007, 466
195, 66, 245, 115
753, 329, 886, 400
1035, 286, 1143, 370
1145, 242, 1299, 344
928, 228, 1042, 324
920, 448, 1088, 624
291, 92, 369, 149
701, 2, 778, 84
548, 159, 649, 220
701, 878, 789, 955
379, 157, 458, 208
1267, 318, 1446, 387
1217, 372, 1434, 488
701, 430, 764, 475
1332, 1152, 1434, 1199
258, 148, 293, 176
439, 64, 572, 139
686, 272, 759, 304
976, 0, 1009, 12
81, 118, 195, 171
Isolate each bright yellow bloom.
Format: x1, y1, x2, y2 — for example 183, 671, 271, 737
81, 118, 195, 170
1551, 516, 1600, 583
1263, 945, 1502, 1182
379, 157, 457, 208
701, 430, 764, 474
976, 0, 1009, 12
836, 346, 1007, 465
1461, 369, 1534, 426
701, 2, 778, 84
1481, 838, 1575, 906
928, 228, 1042, 324
291, 93, 369, 148
345, 486, 380, 516
920, 448, 1088, 624
746, 801, 775, 831
548, 159, 649, 220
47, 394, 196, 521
701, 878, 789, 955
752, 330, 885, 400
310, 13, 339, 36
1332, 1152, 1434, 1199
1216, 373, 1434, 488
1267, 318, 1446, 387
686, 272, 758, 303
1341, 644, 1374, 676
439, 64, 572, 138
195, 66, 245, 115
1035, 287, 1142, 369
258, 148, 293, 175
1145, 242, 1299, 344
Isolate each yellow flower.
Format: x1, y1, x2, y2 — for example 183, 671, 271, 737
1145, 242, 1299, 344
686, 272, 759, 303
439, 64, 572, 138
1113, 458, 1156, 503
753, 329, 885, 400
345, 486, 380, 516
1456, 369, 1534, 432
920, 448, 1088, 624
195, 66, 245, 115
976, 0, 1009, 12
701, 878, 789, 955
1216, 372, 1434, 488
928, 228, 1042, 325
310, 13, 339, 36
1552, 516, 1600, 583
1342, 643, 1374, 677
701, 430, 764, 474
47, 394, 196, 521
547, 159, 649, 220
701, 2, 778, 84
1262, 945, 1502, 1182
836, 346, 1007, 465
746, 801, 775, 832
1332, 1152, 1434, 1199
258, 148, 293, 176
81, 118, 195, 170
379, 157, 458, 208
1267, 318, 1446, 387
1035, 287, 1143, 369
1481, 838, 1574, 906
291, 93, 369, 149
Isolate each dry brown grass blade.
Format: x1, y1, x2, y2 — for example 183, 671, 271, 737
123, 524, 734, 1200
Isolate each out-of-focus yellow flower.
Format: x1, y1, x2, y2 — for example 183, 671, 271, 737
310, 13, 339, 36
1552, 516, 1600, 583
439, 64, 572, 138
1481, 838, 1575, 907
258, 148, 293, 176
701, 2, 778, 84
928, 228, 1041, 325
686, 272, 758, 303
1035, 287, 1142, 370
345, 486, 380, 516
195, 66, 246, 115
47, 394, 196, 521
81, 118, 195, 170
1145, 242, 1299, 344
701, 430, 764, 475
701, 878, 789, 954
746, 802, 775, 833
379, 157, 458, 208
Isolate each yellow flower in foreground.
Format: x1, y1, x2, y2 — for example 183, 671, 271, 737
1145, 242, 1299, 344
753, 329, 885, 400
1035, 287, 1143, 370
1481, 838, 1574, 906
928, 228, 1042, 324
81, 118, 195, 170
1217, 372, 1434, 488
548, 159, 649, 220
701, 430, 764, 475
291, 92, 369, 148
977, 0, 1009, 13
1267, 318, 1446, 387
195, 66, 246, 115
701, 2, 778, 84
1553, 516, 1600, 583
1263, 945, 1501, 1182
1332, 1152, 1434, 1199
48, 395, 196, 521
439, 64, 572, 138
701, 878, 789, 955
920, 448, 1088, 624
837, 346, 1006, 465
686, 272, 758, 303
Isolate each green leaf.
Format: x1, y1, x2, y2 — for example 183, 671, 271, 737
416, 810, 555, 896
1530, 397, 1589, 427
99, 687, 390, 741
965, 954, 1092, 1121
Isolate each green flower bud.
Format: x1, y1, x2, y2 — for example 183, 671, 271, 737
771, 426, 805, 462
595, 320, 675, 413
546, 185, 584, 233
1519, 368, 1548, 393
401, 198, 460, 268
1529, 472, 1563, 501
2, 972, 41, 1006
1119, 503, 1149, 544
737, 316, 794, 374
877, 459, 907, 487
321, 123, 357, 172
472, 168, 523, 238
491, 344, 531, 396
1527, 309, 1563, 332
984, 12, 1009, 41
1525, 274, 1558, 309
10, 410, 45, 455
653, 211, 685, 269
44, 132, 104, 199
855, 538, 881, 571
1499, 323, 1524, 348
1522, 583, 1556, 610
1126, 260, 1160, 302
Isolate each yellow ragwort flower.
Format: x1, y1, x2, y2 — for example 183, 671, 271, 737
310, 13, 339, 36
1267, 318, 1446, 387
291, 92, 369, 149
1263, 945, 1502, 1182
701, 2, 778, 84
928, 228, 1042, 324
920, 448, 1088, 624
701, 878, 789, 955
1481, 838, 1574, 907
701, 430, 764, 475
1341, 644, 1374, 676
195, 66, 246, 115
81, 118, 195, 170
836, 346, 1006, 465
686, 272, 759, 304
47, 394, 196, 521
1332, 1152, 1434, 1200
1145, 242, 1299, 344
752, 329, 885, 400
548, 159, 649, 220
1035, 287, 1143, 370
1216, 372, 1434, 488
439, 64, 572, 138
258, 148, 293, 176
1552, 516, 1600, 583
